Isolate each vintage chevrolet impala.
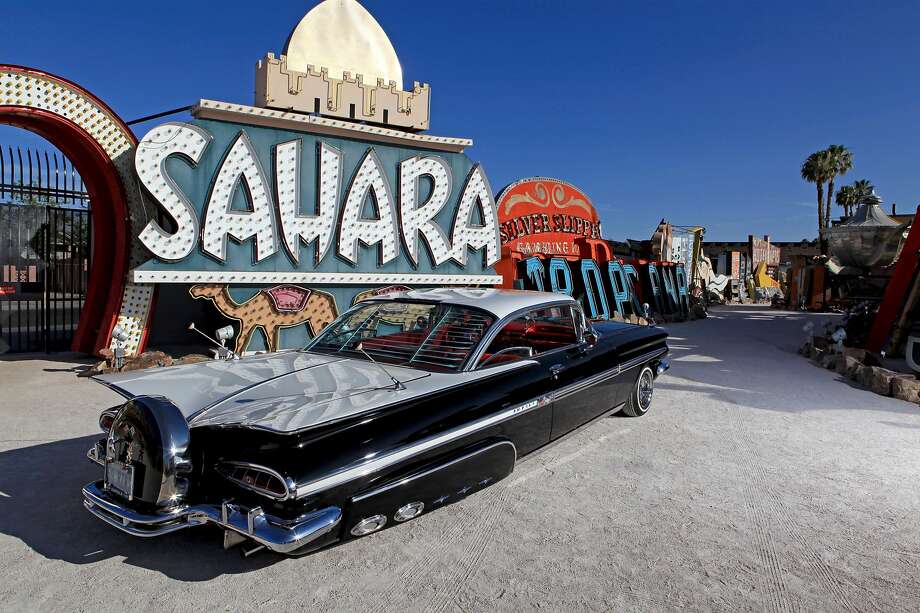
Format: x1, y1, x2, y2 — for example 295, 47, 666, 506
83, 289, 669, 556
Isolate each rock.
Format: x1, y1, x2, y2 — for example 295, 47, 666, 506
120, 351, 174, 372
77, 361, 108, 378
175, 354, 212, 365
837, 355, 862, 378
892, 377, 920, 403
843, 347, 866, 362
854, 364, 873, 386
869, 368, 897, 397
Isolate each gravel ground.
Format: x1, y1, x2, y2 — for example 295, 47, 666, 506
1, 305, 918, 612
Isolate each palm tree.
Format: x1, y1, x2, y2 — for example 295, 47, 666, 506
801, 150, 833, 231
835, 185, 858, 217
852, 179, 875, 205
824, 145, 853, 227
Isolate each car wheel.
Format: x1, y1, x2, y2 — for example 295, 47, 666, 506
621, 365, 655, 417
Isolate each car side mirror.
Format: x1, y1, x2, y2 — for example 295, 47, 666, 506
580, 331, 598, 353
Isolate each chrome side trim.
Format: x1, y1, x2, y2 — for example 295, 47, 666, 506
351, 440, 517, 502
294, 398, 548, 499
553, 363, 621, 401
292, 347, 666, 500
619, 348, 668, 373
82, 481, 341, 554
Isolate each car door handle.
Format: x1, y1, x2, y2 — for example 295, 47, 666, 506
550, 364, 565, 378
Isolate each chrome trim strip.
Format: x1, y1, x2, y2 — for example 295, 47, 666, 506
351, 440, 517, 502
553, 348, 666, 401
619, 348, 668, 373
238, 360, 534, 436
82, 481, 341, 554
292, 346, 667, 499
294, 396, 550, 499
553, 364, 621, 400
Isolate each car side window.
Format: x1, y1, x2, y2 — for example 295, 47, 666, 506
477, 305, 579, 368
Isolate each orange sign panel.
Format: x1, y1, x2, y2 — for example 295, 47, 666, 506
496, 178, 602, 257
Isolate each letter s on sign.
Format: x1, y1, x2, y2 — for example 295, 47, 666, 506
135, 122, 211, 262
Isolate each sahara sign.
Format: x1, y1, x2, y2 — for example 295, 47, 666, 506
133, 116, 501, 286
497, 178, 602, 257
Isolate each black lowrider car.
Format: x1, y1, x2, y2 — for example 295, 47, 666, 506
84, 289, 669, 556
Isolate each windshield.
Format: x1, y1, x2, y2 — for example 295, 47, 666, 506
306, 301, 495, 372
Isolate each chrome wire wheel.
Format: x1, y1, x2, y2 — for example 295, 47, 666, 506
637, 368, 654, 412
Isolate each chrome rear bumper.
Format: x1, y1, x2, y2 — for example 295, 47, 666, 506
82, 481, 341, 554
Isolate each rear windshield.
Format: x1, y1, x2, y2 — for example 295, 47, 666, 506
306, 301, 495, 372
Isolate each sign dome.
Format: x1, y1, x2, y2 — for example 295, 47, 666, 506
284, 0, 403, 88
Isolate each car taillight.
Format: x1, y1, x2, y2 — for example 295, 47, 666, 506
99, 407, 120, 432
216, 462, 290, 500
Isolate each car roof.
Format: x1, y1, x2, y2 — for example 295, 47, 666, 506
380, 288, 576, 319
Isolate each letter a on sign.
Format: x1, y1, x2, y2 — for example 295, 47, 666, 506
399, 156, 452, 266
450, 164, 500, 266
338, 149, 399, 265
202, 131, 278, 262
135, 122, 211, 261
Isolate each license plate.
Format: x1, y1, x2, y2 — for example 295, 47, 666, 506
106, 462, 135, 500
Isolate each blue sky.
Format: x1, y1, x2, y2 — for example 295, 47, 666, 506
3, 0, 919, 241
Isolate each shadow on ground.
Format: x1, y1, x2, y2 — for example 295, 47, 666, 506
0, 436, 284, 580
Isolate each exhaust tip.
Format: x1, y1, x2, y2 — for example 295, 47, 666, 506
240, 541, 266, 558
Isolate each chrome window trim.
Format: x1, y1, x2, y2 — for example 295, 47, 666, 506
215, 461, 295, 501
466, 300, 584, 372
306, 299, 498, 373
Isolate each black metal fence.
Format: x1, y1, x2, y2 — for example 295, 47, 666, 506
0, 145, 91, 353
0, 145, 89, 208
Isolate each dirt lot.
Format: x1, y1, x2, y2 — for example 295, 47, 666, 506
1, 305, 918, 612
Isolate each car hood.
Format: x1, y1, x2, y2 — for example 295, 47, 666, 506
94, 351, 431, 429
